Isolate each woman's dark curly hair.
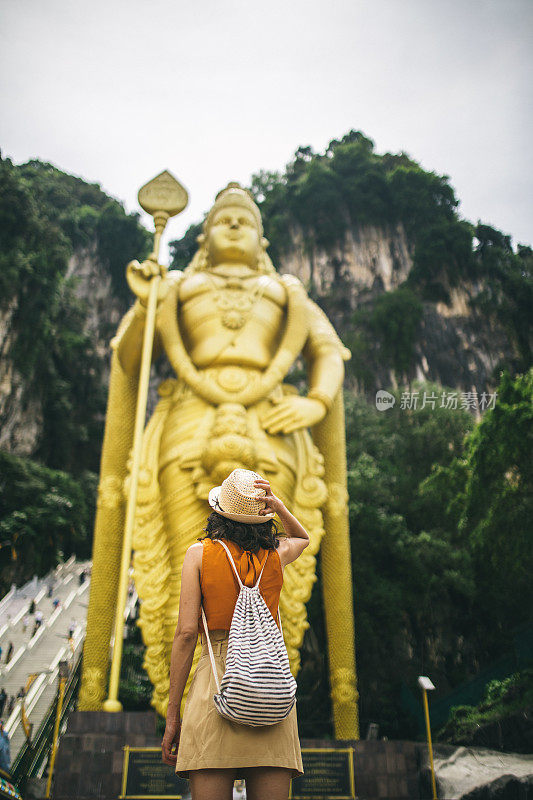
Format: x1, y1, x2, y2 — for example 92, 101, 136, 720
197, 511, 281, 554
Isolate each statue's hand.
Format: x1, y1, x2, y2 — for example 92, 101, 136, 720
126, 257, 170, 306
261, 396, 326, 435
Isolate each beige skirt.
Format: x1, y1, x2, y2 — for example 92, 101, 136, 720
175, 630, 304, 780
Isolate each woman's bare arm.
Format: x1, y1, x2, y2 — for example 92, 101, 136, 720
161, 543, 202, 765
254, 478, 309, 568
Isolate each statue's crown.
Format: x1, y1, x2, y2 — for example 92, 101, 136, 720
204, 182, 263, 235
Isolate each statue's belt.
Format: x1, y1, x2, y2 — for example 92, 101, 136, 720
158, 367, 289, 407
196, 365, 263, 396
157, 374, 297, 480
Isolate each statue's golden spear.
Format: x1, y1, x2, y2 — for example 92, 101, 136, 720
103, 171, 188, 712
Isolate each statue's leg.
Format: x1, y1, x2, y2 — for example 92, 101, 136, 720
157, 395, 215, 714
79, 354, 138, 711
312, 391, 359, 739
251, 400, 327, 677
160, 457, 209, 622
158, 458, 208, 710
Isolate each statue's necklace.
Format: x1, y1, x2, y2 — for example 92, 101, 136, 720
207, 272, 269, 330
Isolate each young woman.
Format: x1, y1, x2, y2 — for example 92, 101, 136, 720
161, 469, 308, 800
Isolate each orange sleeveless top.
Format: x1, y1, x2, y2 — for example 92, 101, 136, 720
198, 538, 283, 632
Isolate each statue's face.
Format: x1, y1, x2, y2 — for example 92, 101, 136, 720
207, 204, 261, 267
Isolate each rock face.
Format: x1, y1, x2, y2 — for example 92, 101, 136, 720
0, 220, 521, 461
278, 222, 517, 399
421, 745, 533, 800
0, 298, 43, 455
463, 774, 533, 799
280, 222, 413, 296
0, 242, 128, 459
413, 293, 513, 405
65, 243, 127, 376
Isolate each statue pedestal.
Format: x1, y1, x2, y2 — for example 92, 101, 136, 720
296, 739, 420, 800
52, 714, 422, 799
52, 711, 167, 799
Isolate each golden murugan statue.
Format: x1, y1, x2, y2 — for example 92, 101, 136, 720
79, 182, 359, 737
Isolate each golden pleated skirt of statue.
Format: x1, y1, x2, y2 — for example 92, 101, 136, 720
130, 379, 329, 717
175, 630, 304, 780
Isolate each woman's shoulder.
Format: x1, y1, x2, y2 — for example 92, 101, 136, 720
194, 536, 225, 550
186, 541, 204, 565
196, 536, 231, 556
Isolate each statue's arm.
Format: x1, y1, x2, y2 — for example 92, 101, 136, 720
303, 299, 351, 411
112, 301, 163, 376
261, 298, 350, 435
262, 287, 350, 435
112, 262, 184, 376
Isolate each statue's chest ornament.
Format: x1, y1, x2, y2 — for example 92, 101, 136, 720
208, 275, 269, 330
157, 273, 309, 408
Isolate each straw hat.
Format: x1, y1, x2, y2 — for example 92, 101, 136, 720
208, 469, 275, 524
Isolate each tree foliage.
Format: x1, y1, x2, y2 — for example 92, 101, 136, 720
0, 450, 95, 593
1, 147, 531, 746
470, 227, 533, 373
350, 286, 424, 380
244, 132, 531, 368
438, 669, 533, 751
0, 155, 150, 471
458, 368, 533, 656
247, 131, 477, 295
299, 370, 532, 740
169, 221, 203, 270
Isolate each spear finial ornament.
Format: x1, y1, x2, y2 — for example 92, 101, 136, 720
138, 170, 188, 261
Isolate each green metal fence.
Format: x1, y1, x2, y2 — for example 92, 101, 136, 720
11, 651, 82, 791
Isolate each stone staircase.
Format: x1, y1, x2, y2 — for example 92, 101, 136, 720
0, 558, 92, 761
2, 559, 139, 775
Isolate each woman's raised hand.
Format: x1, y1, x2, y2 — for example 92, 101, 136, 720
254, 478, 285, 516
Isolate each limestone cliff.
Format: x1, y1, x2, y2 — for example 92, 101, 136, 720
2, 146, 530, 466
279, 221, 413, 295
275, 221, 521, 401
0, 298, 43, 455
0, 155, 151, 469
64, 243, 125, 371
0, 243, 123, 457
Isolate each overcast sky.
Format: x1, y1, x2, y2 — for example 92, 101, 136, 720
1, 0, 532, 262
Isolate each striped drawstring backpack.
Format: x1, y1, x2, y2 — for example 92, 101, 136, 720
200, 539, 297, 726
